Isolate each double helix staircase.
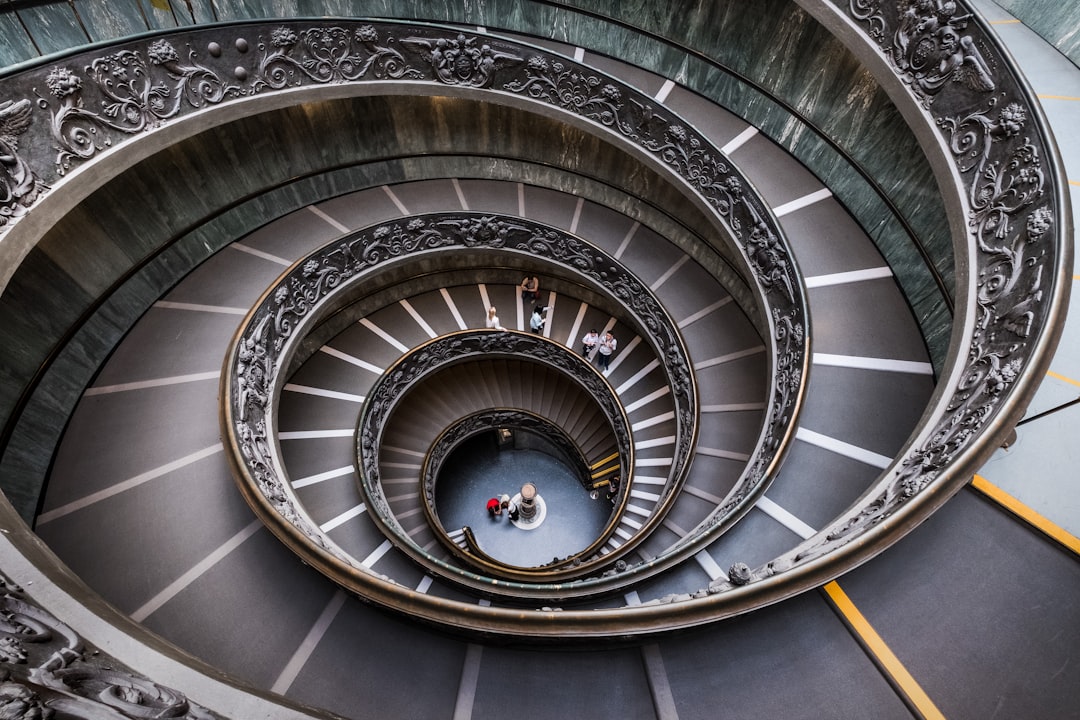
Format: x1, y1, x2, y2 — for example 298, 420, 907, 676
9, 3, 1073, 718
38, 164, 929, 632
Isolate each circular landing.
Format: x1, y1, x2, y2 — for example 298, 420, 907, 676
435, 435, 611, 567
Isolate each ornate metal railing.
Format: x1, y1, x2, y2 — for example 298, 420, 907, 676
224, 210, 735, 600
686, 0, 1071, 596
217, 7, 1067, 627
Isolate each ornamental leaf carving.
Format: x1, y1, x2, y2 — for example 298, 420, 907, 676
0, 571, 218, 719
41, 43, 242, 173
255, 25, 422, 89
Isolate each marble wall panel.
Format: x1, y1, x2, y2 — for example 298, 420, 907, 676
187, 0, 219, 24
0, 13, 38, 67
75, 1, 150, 43
11, 2, 90, 56
0, 248, 93, 416
139, 0, 183, 31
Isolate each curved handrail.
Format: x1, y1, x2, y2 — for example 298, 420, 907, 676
1, 24, 808, 540
217, 7, 1069, 633
364, 339, 632, 582
695, 0, 1073, 591
223, 211, 725, 599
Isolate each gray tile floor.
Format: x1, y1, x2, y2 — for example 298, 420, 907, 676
435, 434, 613, 567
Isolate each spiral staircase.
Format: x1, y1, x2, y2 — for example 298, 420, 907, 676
0, 1, 1077, 719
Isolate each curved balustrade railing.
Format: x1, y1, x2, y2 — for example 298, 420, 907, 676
225, 210, 771, 604
218, 6, 1068, 631
0, 17, 813, 617
365, 338, 633, 582
684, 0, 1071, 596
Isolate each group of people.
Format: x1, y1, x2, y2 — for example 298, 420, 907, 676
483, 275, 620, 373
580, 328, 618, 372
523, 275, 549, 335
486, 494, 520, 521
486, 302, 550, 335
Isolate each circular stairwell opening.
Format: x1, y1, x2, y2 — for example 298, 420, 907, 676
434, 428, 614, 567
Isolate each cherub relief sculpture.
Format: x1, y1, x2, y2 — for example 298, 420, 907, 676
892, 0, 995, 102
0, 98, 44, 227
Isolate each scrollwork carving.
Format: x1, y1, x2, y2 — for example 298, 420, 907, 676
755, 0, 1065, 588
0, 571, 218, 719
40, 41, 242, 173
255, 25, 422, 90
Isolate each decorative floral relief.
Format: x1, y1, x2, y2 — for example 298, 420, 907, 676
505, 57, 638, 135
39, 40, 243, 173
0, 572, 217, 719
255, 25, 422, 89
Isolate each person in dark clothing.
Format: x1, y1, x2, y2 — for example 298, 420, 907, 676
521, 275, 539, 301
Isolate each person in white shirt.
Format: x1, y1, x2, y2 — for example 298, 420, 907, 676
486, 306, 504, 330
581, 328, 599, 356
598, 331, 617, 372
530, 305, 548, 334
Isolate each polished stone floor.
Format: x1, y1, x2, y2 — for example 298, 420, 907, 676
434, 433, 613, 567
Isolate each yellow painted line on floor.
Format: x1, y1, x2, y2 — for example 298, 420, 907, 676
971, 475, 1080, 556
1047, 370, 1080, 388
1037, 94, 1080, 101
1070, 180, 1080, 187
990, 18, 1021, 24
823, 582, 946, 720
